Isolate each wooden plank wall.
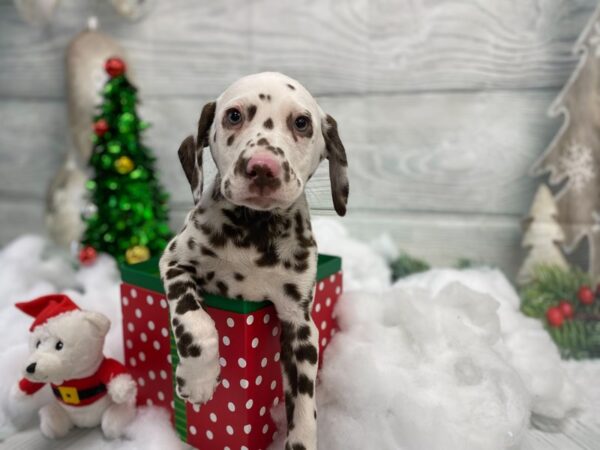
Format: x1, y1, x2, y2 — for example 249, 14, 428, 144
0, 0, 597, 279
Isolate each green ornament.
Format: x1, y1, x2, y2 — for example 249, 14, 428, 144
101, 154, 113, 170
107, 141, 122, 155
118, 112, 135, 133
129, 168, 143, 179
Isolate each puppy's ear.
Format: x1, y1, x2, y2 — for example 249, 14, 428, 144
178, 135, 202, 205
82, 311, 111, 338
178, 101, 216, 205
197, 101, 216, 148
322, 114, 349, 216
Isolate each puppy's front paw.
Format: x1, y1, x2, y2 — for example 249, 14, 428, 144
175, 355, 220, 405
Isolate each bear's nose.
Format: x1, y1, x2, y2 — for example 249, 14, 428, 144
26, 362, 36, 374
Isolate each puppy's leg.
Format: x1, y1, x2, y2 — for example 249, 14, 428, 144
39, 402, 73, 439
276, 289, 319, 450
159, 236, 220, 405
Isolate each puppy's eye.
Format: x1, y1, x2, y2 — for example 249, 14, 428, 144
226, 108, 243, 126
294, 116, 310, 131
55, 341, 63, 351
35, 340, 41, 349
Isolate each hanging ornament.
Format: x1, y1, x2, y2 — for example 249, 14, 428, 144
125, 245, 150, 264
105, 57, 126, 78
93, 118, 109, 136
81, 202, 98, 220
114, 156, 135, 174
78, 245, 98, 265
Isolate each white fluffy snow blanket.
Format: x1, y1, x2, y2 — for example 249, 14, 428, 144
0, 219, 582, 449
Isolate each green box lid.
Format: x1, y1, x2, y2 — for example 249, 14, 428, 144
120, 253, 341, 314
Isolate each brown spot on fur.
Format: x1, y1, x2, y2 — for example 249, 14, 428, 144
282, 161, 291, 182
227, 134, 235, 146
286, 113, 298, 142
287, 83, 295, 90
263, 118, 273, 129
234, 272, 245, 281
257, 137, 269, 146
247, 104, 257, 121
234, 153, 250, 175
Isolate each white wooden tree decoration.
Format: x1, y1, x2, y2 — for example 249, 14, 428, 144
45, 18, 130, 247
532, 4, 600, 280
518, 184, 568, 285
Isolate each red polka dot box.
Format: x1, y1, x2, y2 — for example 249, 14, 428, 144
119, 254, 342, 450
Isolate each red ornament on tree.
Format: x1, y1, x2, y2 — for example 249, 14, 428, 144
79, 246, 97, 266
558, 300, 574, 319
577, 285, 595, 305
93, 119, 109, 136
105, 57, 126, 78
546, 306, 564, 327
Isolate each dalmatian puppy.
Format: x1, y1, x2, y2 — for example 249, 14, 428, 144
159, 72, 349, 450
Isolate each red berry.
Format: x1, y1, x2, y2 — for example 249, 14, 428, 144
105, 57, 126, 77
79, 246, 97, 266
93, 119, 109, 136
577, 285, 595, 305
558, 300, 574, 319
546, 307, 564, 327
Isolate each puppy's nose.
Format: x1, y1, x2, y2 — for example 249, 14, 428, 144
26, 362, 36, 374
246, 154, 281, 179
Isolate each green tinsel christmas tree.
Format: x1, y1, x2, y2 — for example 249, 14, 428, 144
82, 57, 171, 265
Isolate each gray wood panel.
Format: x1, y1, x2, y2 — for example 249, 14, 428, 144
0, 90, 561, 217
0, 199, 45, 246
0, 100, 68, 200
0, 198, 524, 279
0, 0, 596, 99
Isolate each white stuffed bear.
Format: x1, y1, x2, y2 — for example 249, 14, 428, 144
12, 294, 137, 439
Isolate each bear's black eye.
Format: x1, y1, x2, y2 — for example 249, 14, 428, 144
35, 340, 41, 349
294, 115, 309, 131
55, 341, 63, 351
226, 108, 242, 126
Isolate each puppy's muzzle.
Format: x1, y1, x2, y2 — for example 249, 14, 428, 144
245, 153, 282, 195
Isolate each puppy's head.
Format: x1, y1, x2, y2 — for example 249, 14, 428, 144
190, 72, 349, 215
23, 310, 110, 384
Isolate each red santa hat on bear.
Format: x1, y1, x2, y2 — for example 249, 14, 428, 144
15, 294, 80, 331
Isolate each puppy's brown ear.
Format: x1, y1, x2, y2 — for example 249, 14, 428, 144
197, 101, 216, 148
178, 102, 216, 205
178, 135, 202, 204
322, 114, 349, 216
